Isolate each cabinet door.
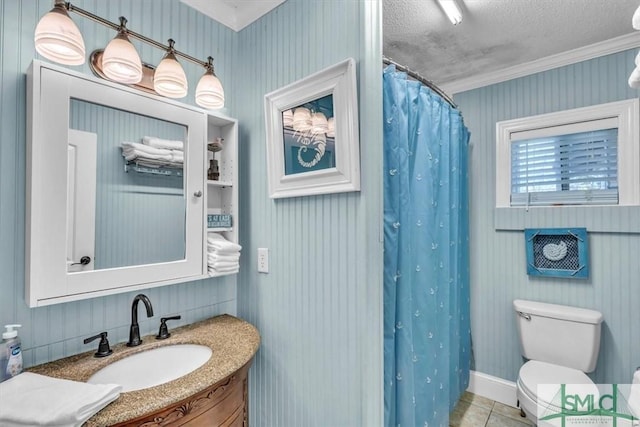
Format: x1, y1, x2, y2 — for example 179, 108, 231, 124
26, 61, 206, 306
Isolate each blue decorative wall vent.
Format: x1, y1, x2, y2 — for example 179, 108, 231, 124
524, 228, 589, 279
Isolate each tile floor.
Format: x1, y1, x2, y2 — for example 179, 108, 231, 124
450, 392, 533, 427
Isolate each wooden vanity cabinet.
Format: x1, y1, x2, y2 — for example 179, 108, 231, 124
113, 360, 252, 427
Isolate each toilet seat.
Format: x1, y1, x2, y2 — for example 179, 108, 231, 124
517, 360, 597, 423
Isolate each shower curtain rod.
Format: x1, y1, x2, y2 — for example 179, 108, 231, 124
383, 56, 457, 109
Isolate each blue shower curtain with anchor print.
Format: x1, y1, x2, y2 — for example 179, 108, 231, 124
383, 64, 471, 427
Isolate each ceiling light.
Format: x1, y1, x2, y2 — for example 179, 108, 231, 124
438, 0, 463, 26
195, 57, 225, 109
34, 0, 85, 65
154, 39, 188, 99
101, 17, 142, 84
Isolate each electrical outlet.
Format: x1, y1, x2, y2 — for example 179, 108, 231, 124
257, 248, 269, 273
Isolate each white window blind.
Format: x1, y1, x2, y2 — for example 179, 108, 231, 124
510, 121, 618, 206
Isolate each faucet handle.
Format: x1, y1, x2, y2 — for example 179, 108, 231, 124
83, 332, 113, 358
156, 315, 181, 340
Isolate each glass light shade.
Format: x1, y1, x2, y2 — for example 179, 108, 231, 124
311, 112, 328, 134
195, 72, 225, 109
629, 67, 640, 89
437, 0, 463, 25
327, 117, 335, 138
102, 33, 142, 84
292, 107, 312, 132
34, 5, 85, 65
282, 109, 294, 128
154, 53, 188, 98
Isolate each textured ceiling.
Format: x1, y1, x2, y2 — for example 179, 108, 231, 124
384, 0, 640, 87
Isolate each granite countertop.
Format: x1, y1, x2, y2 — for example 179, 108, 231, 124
28, 314, 260, 427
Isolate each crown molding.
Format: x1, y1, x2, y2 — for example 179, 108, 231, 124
441, 32, 640, 95
180, 0, 286, 32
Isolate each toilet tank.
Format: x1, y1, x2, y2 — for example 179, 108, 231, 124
513, 299, 603, 373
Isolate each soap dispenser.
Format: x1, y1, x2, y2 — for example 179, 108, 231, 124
0, 324, 23, 383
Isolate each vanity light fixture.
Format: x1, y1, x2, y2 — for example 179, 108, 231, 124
437, 0, 463, 25
101, 17, 142, 84
34, 0, 85, 65
34, 0, 225, 108
195, 57, 225, 109
154, 39, 188, 99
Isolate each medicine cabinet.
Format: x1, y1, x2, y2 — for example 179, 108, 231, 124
26, 60, 238, 307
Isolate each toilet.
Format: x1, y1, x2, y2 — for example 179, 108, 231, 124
513, 299, 604, 425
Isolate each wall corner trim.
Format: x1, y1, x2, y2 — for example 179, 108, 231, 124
442, 32, 640, 94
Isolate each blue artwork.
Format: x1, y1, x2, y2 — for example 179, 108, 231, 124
524, 228, 589, 279
281, 94, 336, 176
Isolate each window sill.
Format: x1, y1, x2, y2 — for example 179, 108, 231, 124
494, 206, 640, 233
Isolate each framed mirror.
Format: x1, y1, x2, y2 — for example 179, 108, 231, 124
26, 60, 206, 307
264, 58, 360, 198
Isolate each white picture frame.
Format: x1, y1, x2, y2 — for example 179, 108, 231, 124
264, 58, 360, 198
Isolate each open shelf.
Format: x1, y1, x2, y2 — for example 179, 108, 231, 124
207, 180, 233, 187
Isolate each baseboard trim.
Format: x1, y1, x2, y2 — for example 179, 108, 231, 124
467, 370, 518, 408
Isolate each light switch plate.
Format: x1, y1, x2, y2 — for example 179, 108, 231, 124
257, 248, 269, 273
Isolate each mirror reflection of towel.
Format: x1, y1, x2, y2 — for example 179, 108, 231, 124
142, 136, 184, 151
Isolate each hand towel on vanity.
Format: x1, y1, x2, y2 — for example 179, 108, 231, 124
0, 372, 121, 427
142, 136, 184, 151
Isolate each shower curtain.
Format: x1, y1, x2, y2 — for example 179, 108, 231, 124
383, 64, 471, 427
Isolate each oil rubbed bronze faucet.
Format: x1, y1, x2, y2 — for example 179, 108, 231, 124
126, 294, 154, 347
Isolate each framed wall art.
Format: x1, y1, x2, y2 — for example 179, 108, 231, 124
264, 58, 360, 198
524, 228, 589, 279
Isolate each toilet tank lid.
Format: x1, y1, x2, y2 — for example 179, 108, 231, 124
513, 299, 603, 324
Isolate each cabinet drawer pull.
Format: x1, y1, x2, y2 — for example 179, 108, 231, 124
194, 191, 203, 197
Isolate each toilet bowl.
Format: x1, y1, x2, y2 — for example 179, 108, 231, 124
513, 299, 604, 425
516, 360, 599, 422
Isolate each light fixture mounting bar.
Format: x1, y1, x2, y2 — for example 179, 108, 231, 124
63, 1, 209, 68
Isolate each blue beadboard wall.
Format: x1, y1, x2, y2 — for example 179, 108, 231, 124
234, 1, 384, 426
0, 0, 238, 367
454, 50, 640, 385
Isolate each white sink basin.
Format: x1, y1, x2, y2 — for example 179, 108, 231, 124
87, 344, 212, 392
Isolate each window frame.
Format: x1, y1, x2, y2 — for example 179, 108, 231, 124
496, 98, 640, 208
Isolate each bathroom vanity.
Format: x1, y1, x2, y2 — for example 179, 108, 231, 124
28, 315, 259, 426
25, 60, 239, 307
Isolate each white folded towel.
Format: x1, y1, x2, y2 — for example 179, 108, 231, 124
122, 141, 172, 157
142, 136, 184, 151
208, 266, 239, 275
207, 233, 242, 253
171, 150, 184, 163
0, 372, 121, 427
209, 260, 239, 269
207, 253, 241, 263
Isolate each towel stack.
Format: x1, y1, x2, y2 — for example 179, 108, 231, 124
121, 136, 184, 168
207, 232, 241, 276
0, 372, 121, 427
